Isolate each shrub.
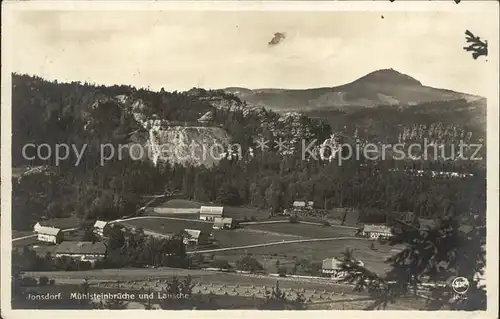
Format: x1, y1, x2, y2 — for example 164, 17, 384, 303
20, 277, 38, 287
289, 216, 299, 223
210, 259, 232, 270
38, 276, 49, 286
235, 256, 264, 273
322, 220, 331, 227
278, 267, 287, 277
250, 216, 257, 221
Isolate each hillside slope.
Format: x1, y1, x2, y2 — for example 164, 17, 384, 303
225, 69, 482, 112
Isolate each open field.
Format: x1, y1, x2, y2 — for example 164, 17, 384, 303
213, 228, 301, 248
22, 267, 358, 293
223, 206, 271, 221
12, 230, 35, 239
213, 239, 403, 275
150, 199, 271, 221
119, 218, 213, 234
155, 199, 204, 208
21, 267, 428, 309
39, 216, 82, 229
246, 223, 357, 238
14, 280, 426, 310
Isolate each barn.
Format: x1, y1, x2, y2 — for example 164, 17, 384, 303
199, 206, 224, 221
34, 223, 64, 244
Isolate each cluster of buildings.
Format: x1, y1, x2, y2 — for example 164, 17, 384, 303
199, 206, 235, 230
32, 220, 112, 264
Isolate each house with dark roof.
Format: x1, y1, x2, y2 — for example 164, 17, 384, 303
34, 223, 64, 244
212, 217, 234, 230
54, 241, 107, 263
183, 229, 210, 245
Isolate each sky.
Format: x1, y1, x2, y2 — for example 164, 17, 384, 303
8, 8, 497, 96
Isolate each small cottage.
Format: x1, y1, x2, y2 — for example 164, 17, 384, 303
183, 229, 210, 245
321, 257, 364, 279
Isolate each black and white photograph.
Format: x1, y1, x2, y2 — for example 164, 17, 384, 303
1, 1, 498, 316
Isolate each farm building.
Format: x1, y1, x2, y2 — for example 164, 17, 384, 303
183, 229, 210, 245
212, 217, 234, 230
33, 223, 64, 244
362, 224, 393, 240
93, 220, 110, 237
199, 206, 224, 221
322, 257, 364, 279
54, 241, 107, 263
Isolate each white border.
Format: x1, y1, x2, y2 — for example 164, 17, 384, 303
1, 2, 498, 319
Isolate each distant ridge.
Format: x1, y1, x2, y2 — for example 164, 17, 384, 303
224, 68, 483, 113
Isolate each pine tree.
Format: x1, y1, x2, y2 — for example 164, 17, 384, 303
339, 213, 486, 310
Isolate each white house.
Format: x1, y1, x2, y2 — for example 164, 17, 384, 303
54, 241, 107, 263
34, 224, 63, 244
199, 206, 224, 221
93, 220, 110, 237
362, 224, 393, 240
322, 257, 364, 280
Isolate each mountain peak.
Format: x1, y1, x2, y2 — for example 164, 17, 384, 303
353, 68, 422, 86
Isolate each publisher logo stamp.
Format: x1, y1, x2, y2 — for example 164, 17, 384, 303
452, 277, 470, 295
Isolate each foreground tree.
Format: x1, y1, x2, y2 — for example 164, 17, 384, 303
339, 213, 486, 310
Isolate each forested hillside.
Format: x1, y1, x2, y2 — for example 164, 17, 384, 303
11, 74, 485, 232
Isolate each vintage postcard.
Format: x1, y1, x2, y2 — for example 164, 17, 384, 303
1, 1, 498, 318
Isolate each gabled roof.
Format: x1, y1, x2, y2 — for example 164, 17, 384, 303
184, 229, 202, 239
55, 241, 107, 255
94, 220, 108, 228
322, 257, 342, 270
200, 206, 224, 215
35, 226, 62, 236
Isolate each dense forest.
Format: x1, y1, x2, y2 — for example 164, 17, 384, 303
12, 74, 486, 231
